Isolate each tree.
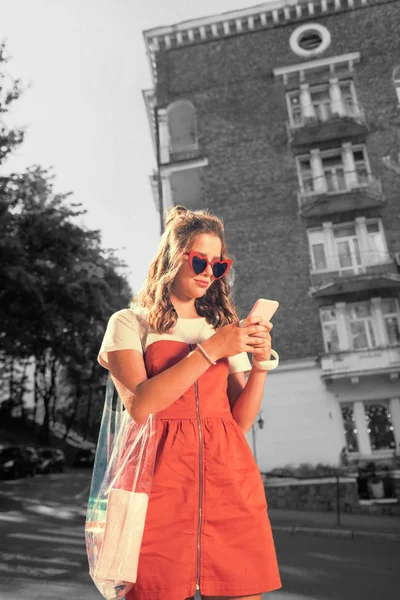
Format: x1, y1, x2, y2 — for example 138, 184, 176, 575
0, 44, 133, 443
0, 41, 24, 165
1, 166, 132, 442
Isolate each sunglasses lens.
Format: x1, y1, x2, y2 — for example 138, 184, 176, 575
212, 262, 228, 279
192, 255, 208, 275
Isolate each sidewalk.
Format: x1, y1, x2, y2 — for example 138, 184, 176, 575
268, 507, 400, 541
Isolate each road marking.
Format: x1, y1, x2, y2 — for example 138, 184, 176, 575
38, 528, 84, 538
0, 551, 80, 567
8, 533, 83, 545
0, 512, 29, 523
50, 545, 88, 556
25, 505, 83, 519
0, 563, 68, 577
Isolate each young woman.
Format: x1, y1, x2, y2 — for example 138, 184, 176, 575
98, 205, 281, 600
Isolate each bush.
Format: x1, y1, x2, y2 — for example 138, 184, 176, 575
265, 462, 351, 479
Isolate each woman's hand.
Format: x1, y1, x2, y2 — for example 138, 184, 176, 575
202, 316, 271, 361
246, 318, 273, 362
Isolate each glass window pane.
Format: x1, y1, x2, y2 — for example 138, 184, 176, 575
367, 321, 377, 347
337, 169, 346, 190
334, 225, 356, 237
381, 298, 397, 314
348, 304, 371, 319
312, 243, 327, 269
341, 405, 359, 453
385, 316, 400, 345
367, 222, 379, 233
322, 155, 342, 167
321, 308, 336, 322
365, 403, 396, 450
350, 321, 368, 349
356, 165, 369, 184
324, 323, 340, 352
337, 241, 353, 268
353, 238, 362, 265
366, 232, 386, 263
300, 160, 313, 191
341, 83, 354, 106
300, 158, 311, 170
289, 95, 302, 123
311, 88, 330, 102
353, 150, 365, 162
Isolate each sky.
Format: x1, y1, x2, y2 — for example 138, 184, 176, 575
0, 0, 275, 292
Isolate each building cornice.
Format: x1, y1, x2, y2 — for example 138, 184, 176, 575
273, 51, 360, 83
143, 0, 386, 84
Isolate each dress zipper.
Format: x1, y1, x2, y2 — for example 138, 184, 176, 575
189, 343, 203, 593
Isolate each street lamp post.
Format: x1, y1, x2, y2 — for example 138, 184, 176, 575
252, 412, 264, 467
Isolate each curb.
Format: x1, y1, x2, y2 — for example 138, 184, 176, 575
272, 525, 400, 542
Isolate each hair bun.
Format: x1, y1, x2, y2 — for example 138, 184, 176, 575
164, 205, 189, 227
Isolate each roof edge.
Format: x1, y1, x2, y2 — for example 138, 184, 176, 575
143, 0, 385, 85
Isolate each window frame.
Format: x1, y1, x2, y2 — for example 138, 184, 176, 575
340, 403, 360, 453
289, 23, 331, 58
286, 79, 359, 126
320, 306, 340, 353
319, 296, 400, 352
382, 298, 400, 346
307, 218, 388, 273
296, 144, 371, 194
166, 100, 199, 154
346, 302, 377, 350
364, 400, 397, 452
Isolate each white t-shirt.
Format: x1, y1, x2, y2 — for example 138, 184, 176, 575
98, 308, 251, 375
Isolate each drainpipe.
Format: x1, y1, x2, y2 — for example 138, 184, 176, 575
154, 105, 164, 236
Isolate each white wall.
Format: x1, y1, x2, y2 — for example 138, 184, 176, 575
246, 360, 345, 471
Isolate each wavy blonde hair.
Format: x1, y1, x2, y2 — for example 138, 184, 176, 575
131, 205, 240, 333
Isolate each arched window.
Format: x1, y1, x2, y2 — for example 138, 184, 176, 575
167, 100, 198, 155
393, 66, 400, 103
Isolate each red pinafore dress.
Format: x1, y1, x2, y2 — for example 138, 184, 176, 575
98, 309, 281, 600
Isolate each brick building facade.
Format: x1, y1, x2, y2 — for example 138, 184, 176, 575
143, 0, 400, 474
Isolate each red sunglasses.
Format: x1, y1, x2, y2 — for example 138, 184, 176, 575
184, 251, 232, 280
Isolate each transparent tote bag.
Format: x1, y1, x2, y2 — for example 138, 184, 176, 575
85, 375, 157, 600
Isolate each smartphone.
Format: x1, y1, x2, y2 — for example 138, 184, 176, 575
247, 298, 279, 322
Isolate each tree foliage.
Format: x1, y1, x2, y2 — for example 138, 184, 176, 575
0, 43, 132, 443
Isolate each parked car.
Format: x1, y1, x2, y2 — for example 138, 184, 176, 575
0, 445, 37, 479
37, 447, 66, 474
23, 446, 39, 475
73, 448, 96, 468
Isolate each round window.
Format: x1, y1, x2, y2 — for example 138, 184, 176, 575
290, 24, 331, 57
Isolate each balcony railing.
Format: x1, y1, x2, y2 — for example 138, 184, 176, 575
298, 171, 383, 207
289, 101, 366, 130
287, 101, 368, 145
310, 250, 397, 280
320, 346, 400, 380
309, 250, 400, 296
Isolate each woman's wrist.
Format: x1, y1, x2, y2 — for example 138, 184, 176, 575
252, 349, 280, 371
251, 363, 268, 376
201, 337, 222, 363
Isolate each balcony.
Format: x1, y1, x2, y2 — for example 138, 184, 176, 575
168, 144, 201, 164
287, 103, 368, 147
298, 173, 385, 218
320, 346, 400, 381
309, 251, 400, 298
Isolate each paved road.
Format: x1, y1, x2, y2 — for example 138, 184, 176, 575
0, 471, 399, 600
